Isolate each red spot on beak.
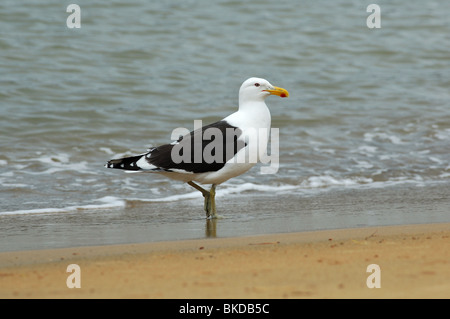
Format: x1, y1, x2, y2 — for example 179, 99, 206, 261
280, 93, 287, 98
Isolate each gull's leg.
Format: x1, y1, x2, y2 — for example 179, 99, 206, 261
204, 195, 212, 218
209, 184, 217, 219
187, 181, 215, 218
187, 181, 209, 197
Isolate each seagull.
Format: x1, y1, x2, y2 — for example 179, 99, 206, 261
106, 77, 289, 218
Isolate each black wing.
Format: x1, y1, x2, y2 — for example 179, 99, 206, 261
147, 120, 247, 173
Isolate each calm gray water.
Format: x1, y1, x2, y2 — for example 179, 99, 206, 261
0, 0, 449, 251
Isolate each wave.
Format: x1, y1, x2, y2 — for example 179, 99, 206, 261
127, 182, 299, 203
9, 152, 97, 175
0, 196, 125, 216
1, 175, 448, 216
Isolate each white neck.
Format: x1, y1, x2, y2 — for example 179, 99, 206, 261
226, 100, 271, 131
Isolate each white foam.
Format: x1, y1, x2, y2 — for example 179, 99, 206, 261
0, 171, 14, 177
30, 162, 91, 175
429, 156, 443, 164
126, 176, 442, 205
35, 154, 70, 164
364, 132, 403, 144
130, 191, 203, 203
355, 160, 374, 169
435, 129, 450, 140
0, 196, 126, 216
99, 147, 115, 155
1, 183, 29, 188
219, 182, 298, 195
74, 196, 126, 210
0, 159, 7, 166
128, 182, 298, 203
1, 207, 69, 215
357, 145, 377, 154
301, 175, 373, 188
28, 161, 92, 175
14, 153, 95, 175
127, 176, 443, 204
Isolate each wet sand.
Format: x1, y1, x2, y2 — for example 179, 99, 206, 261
0, 223, 449, 299
2, 183, 450, 252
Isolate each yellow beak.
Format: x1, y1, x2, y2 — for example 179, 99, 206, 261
265, 86, 289, 98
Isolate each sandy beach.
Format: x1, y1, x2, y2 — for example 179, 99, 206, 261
0, 222, 449, 299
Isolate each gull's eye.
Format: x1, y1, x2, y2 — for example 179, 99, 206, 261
254, 83, 260, 87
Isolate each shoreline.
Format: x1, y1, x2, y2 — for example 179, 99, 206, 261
2, 182, 450, 252
1, 222, 449, 298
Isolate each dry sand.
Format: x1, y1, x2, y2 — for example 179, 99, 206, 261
0, 223, 449, 299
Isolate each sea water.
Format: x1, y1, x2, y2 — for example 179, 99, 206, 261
1, 0, 449, 251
